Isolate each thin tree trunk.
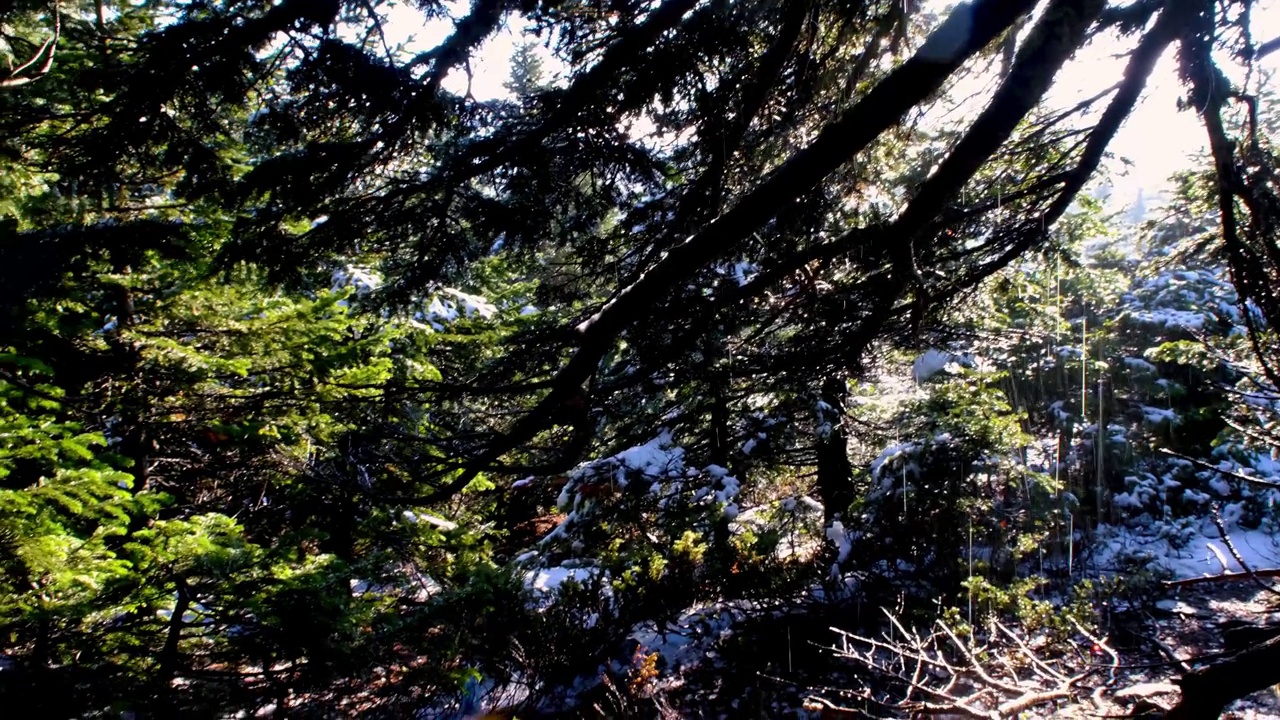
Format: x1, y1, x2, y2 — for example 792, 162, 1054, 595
816, 377, 854, 527
153, 577, 190, 715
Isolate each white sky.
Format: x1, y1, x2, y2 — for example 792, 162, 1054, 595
1068, 2, 1280, 203
380, 0, 1280, 205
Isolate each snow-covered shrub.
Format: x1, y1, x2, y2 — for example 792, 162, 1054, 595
727, 494, 826, 566
850, 368, 1056, 602
1193, 441, 1280, 529
525, 432, 754, 633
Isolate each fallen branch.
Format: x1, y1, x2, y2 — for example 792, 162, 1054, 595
1162, 567, 1280, 588
815, 611, 1100, 719
1210, 505, 1280, 599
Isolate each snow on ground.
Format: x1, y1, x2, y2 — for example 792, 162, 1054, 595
1091, 523, 1280, 580
525, 565, 604, 595
629, 603, 746, 681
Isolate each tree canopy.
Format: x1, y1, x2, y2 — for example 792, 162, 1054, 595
3, 0, 1280, 716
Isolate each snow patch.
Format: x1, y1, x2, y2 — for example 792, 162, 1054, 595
331, 265, 382, 296
911, 349, 973, 383
526, 566, 601, 594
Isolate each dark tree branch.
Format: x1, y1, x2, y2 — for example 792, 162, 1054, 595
919, 0, 1192, 309
414, 0, 516, 94
1254, 34, 1280, 60
683, 0, 812, 221
1181, 0, 1280, 392
1040, 0, 1193, 226
729, 0, 1112, 316
422, 0, 1046, 502
889, 0, 1107, 244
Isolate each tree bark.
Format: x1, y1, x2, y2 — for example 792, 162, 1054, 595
152, 577, 190, 716
816, 377, 854, 527
1165, 634, 1280, 719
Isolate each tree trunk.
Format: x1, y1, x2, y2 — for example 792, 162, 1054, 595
152, 577, 190, 716
816, 377, 854, 527
1165, 634, 1280, 719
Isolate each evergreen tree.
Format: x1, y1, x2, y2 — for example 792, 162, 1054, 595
2, 0, 1280, 714
504, 40, 547, 98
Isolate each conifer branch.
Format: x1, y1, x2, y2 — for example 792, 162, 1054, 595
0, 1, 58, 89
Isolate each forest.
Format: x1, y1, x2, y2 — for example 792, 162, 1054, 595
3, 0, 1280, 717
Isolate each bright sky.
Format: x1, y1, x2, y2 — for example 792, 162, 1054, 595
380, 0, 1280, 206
381, 0, 549, 97
1066, 2, 1280, 204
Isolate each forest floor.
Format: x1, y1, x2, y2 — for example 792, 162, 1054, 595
681, 537, 1280, 719
1049, 581, 1280, 719
513, 526, 1280, 718
757, 580, 1280, 719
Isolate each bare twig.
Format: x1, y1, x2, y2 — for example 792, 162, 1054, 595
993, 620, 1067, 683
937, 619, 1026, 695
817, 611, 1099, 718
1070, 619, 1118, 687
1162, 567, 1280, 588
1139, 631, 1192, 673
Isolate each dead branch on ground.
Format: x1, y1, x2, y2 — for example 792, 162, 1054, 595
1209, 506, 1280, 599
805, 609, 1104, 719
1162, 568, 1280, 589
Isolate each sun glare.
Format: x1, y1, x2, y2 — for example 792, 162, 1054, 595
384, 0, 1280, 206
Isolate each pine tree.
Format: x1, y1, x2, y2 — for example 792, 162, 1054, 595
2, 0, 1280, 714
504, 41, 547, 98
